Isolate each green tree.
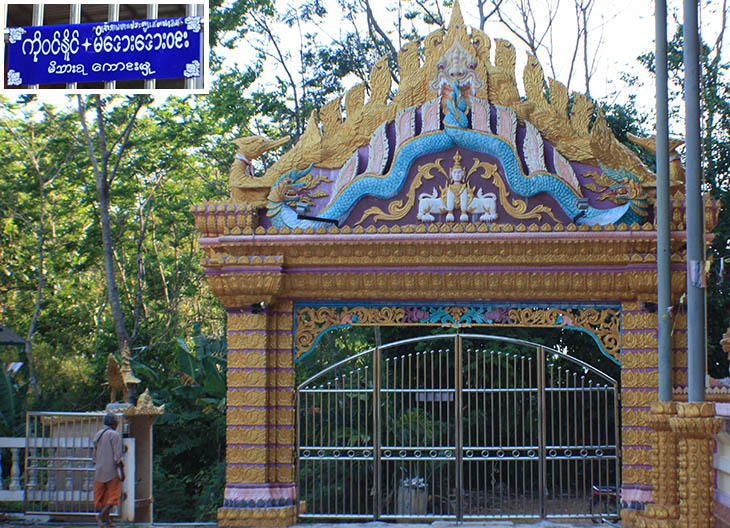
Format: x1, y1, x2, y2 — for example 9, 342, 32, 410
133, 324, 227, 521
0, 99, 84, 400
639, 25, 730, 377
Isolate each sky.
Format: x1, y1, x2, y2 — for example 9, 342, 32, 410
234, 0, 729, 135
4, 0, 729, 133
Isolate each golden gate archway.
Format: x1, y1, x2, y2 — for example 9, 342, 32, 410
193, 2, 720, 526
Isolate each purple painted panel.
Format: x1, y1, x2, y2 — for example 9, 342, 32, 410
343, 146, 574, 228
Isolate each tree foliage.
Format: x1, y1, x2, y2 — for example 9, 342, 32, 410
0, 1, 729, 522
639, 24, 730, 377
0, 94, 230, 519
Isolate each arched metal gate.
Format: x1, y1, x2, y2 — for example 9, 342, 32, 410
296, 334, 619, 521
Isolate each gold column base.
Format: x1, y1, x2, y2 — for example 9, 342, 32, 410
670, 402, 723, 528
623, 508, 641, 527
638, 504, 679, 528
217, 505, 296, 527
640, 401, 680, 526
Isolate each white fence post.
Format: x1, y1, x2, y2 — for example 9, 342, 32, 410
0, 438, 26, 501
9, 448, 21, 491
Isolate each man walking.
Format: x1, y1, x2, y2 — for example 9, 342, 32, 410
93, 413, 125, 528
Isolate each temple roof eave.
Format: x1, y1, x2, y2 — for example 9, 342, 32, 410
226, 0, 656, 199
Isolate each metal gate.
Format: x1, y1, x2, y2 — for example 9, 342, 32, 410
296, 333, 619, 521
24, 412, 133, 518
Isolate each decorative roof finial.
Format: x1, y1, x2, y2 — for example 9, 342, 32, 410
453, 150, 463, 170
448, 0, 465, 31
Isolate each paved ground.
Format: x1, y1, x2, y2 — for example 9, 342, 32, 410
0, 519, 616, 528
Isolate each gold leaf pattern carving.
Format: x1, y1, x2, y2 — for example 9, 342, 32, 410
354, 158, 446, 225
470, 159, 559, 222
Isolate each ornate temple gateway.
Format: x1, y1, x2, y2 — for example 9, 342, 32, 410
193, 2, 722, 527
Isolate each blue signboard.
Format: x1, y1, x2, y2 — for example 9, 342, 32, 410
6, 16, 202, 86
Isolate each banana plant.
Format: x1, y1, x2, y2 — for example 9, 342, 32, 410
0, 363, 27, 437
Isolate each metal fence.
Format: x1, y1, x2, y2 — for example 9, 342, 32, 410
296, 333, 620, 521
25, 411, 133, 518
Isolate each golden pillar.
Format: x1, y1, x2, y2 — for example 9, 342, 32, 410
669, 402, 722, 528
621, 302, 660, 527
640, 401, 679, 527
210, 259, 297, 527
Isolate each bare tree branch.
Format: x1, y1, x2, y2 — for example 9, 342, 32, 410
108, 98, 146, 187
412, 0, 444, 28
130, 171, 164, 343
362, 0, 400, 83
478, 0, 506, 30
713, 0, 728, 58
251, 10, 303, 137
77, 95, 148, 352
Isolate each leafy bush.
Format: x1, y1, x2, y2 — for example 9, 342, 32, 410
133, 325, 226, 522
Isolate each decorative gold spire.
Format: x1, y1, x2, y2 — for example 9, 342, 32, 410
124, 388, 165, 417
106, 344, 141, 404
453, 150, 463, 170
448, 0, 465, 32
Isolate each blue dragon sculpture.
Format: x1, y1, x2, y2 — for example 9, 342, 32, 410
267, 82, 649, 229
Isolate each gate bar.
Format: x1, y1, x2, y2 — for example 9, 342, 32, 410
373, 345, 382, 519
455, 334, 463, 520
537, 345, 546, 518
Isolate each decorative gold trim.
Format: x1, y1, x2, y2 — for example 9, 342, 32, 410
621, 352, 658, 369
622, 466, 652, 485
646, 401, 679, 515
240, 0, 654, 192
622, 389, 658, 407
355, 157, 445, 225
227, 371, 268, 388
228, 313, 270, 331
201, 236, 663, 268
470, 158, 559, 222
217, 505, 296, 527
228, 351, 268, 369
124, 389, 165, 416
623, 447, 655, 466
622, 331, 658, 350
228, 389, 293, 407
226, 466, 268, 484
228, 428, 267, 444
623, 409, 652, 427
227, 446, 293, 465
294, 305, 620, 360
670, 404, 723, 528
622, 312, 658, 330
227, 408, 294, 427
228, 334, 269, 350
622, 426, 653, 445
623, 370, 659, 388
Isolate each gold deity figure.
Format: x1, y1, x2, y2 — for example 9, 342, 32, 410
445, 151, 470, 222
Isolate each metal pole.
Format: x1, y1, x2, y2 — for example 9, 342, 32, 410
454, 334, 463, 521
145, 4, 158, 90
29, 4, 44, 90
373, 346, 381, 519
105, 4, 120, 90
197, 4, 205, 90
537, 346, 546, 518
656, 0, 672, 402
185, 4, 197, 90
683, 0, 706, 402
67, 5, 82, 91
